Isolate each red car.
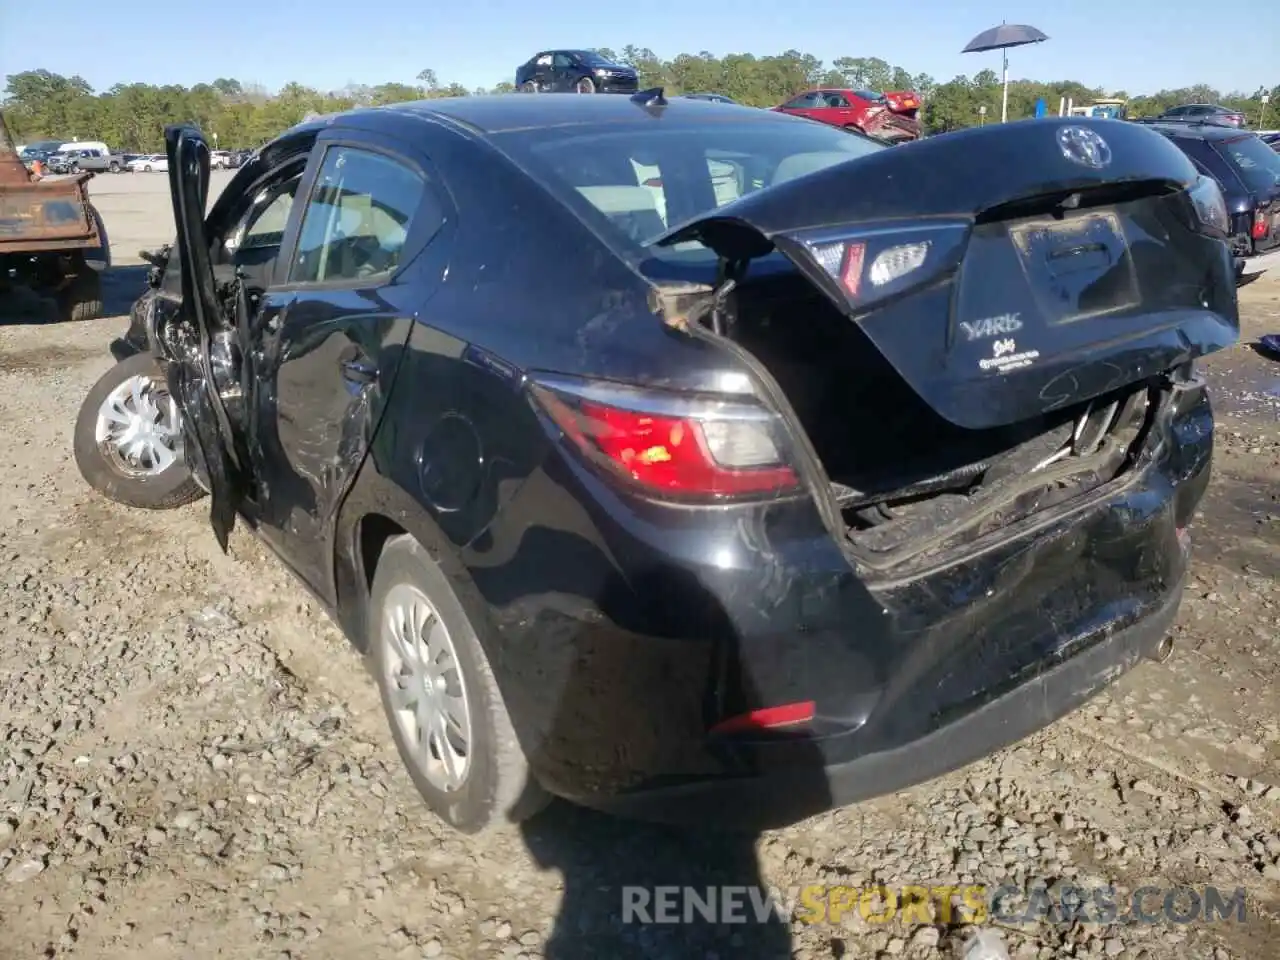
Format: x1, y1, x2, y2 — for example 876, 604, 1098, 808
774, 88, 922, 142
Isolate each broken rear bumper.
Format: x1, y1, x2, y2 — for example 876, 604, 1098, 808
585, 564, 1184, 829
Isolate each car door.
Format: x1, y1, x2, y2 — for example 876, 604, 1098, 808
244, 133, 448, 595
551, 52, 576, 91
160, 124, 247, 551
780, 92, 825, 121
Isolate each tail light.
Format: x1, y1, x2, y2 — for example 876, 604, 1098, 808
1188, 176, 1230, 237
1252, 210, 1268, 240
529, 374, 801, 499
791, 221, 969, 312
710, 701, 815, 735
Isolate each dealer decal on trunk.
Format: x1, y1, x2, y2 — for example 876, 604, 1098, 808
979, 337, 1041, 373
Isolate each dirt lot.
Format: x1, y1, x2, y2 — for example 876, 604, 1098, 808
0, 173, 1278, 960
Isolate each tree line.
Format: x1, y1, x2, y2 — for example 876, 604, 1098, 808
4, 48, 1277, 153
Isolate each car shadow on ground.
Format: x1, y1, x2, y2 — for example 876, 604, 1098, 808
487, 535, 832, 959
0, 264, 147, 325
101, 264, 149, 317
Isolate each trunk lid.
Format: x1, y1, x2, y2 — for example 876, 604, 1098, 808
656, 118, 1238, 431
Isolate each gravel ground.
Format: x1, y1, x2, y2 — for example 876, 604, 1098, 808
0, 175, 1278, 960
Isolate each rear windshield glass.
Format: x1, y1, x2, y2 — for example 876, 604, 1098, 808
1217, 135, 1280, 193
492, 119, 885, 262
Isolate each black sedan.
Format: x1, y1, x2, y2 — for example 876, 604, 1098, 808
74, 98, 1237, 833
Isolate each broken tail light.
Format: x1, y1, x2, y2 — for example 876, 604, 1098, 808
789, 222, 969, 312
530, 374, 801, 499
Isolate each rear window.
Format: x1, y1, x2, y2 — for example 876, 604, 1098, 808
1215, 136, 1280, 194
492, 119, 885, 262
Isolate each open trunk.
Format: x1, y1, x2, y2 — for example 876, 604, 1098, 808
657, 118, 1240, 570
719, 270, 1162, 568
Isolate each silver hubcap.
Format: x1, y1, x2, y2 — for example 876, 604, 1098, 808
95, 373, 182, 477
381, 584, 472, 792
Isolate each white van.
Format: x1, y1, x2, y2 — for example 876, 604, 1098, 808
56, 141, 110, 156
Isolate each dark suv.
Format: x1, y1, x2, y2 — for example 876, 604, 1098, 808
515, 50, 639, 94
1151, 123, 1280, 255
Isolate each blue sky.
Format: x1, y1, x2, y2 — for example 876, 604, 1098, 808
2, 0, 1276, 98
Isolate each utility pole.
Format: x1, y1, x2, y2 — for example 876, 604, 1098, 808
1259, 93, 1270, 129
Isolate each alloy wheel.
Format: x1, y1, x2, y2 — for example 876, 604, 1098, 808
380, 583, 473, 792
94, 373, 183, 477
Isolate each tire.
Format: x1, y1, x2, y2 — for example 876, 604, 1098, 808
368, 535, 549, 833
143, 164, 152, 172
576, 76, 597, 94
73, 352, 205, 510
521, 81, 538, 93
59, 264, 103, 322
108, 161, 120, 173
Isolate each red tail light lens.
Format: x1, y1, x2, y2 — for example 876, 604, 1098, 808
530, 375, 800, 498
1252, 211, 1268, 240
710, 701, 815, 735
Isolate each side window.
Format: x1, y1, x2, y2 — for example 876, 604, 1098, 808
824, 93, 850, 108
535, 54, 552, 66
287, 147, 431, 285
553, 53, 572, 69
238, 178, 300, 253
784, 94, 819, 109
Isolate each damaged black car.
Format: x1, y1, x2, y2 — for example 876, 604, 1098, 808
74, 94, 1238, 833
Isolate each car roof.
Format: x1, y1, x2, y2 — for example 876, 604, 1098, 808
359, 93, 779, 136
1145, 121, 1255, 141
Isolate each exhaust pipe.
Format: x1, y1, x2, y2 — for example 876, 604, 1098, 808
1148, 632, 1175, 663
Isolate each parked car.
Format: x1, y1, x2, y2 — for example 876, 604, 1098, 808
1262, 132, 1280, 153
774, 88, 922, 142
1155, 104, 1248, 128
515, 50, 639, 94
128, 154, 168, 172
1151, 123, 1280, 255
74, 100, 1236, 834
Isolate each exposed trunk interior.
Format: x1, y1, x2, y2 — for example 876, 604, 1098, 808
716, 272, 1161, 569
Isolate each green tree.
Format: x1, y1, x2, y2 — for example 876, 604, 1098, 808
4, 55, 1275, 151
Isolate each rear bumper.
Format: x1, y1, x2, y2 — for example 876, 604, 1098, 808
476, 379, 1213, 829
586, 565, 1184, 828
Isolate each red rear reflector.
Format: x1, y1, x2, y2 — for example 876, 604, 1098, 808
710, 701, 815, 735
642, 178, 662, 188
840, 242, 866, 298
531, 379, 801, 498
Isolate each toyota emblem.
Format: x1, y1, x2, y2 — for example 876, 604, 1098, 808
1057, 126, 1112, 169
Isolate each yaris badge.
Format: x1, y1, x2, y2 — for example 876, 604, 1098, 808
1057, 126, 1112, 169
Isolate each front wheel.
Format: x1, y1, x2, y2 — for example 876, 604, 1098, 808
521, 81, 538, 93
368, 535, 549, 833
575, 76, 597, 94
143, 164, 152, 172
73, 352, 205, 510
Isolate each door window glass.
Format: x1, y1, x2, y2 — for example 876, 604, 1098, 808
288, 147, 428, 284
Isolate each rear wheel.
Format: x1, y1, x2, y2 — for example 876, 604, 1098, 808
143, 164, 152, 172
58, 260, 103, 323
73, 352, 204, 510
521, 81, 538, 93
108, 161, 120, 173
576, 76, 596, 94
368, 535, 548, 833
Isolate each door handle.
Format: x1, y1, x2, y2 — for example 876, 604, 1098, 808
340, 358, 378, 384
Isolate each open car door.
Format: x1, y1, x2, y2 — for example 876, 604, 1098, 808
160, 123, 247, 552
